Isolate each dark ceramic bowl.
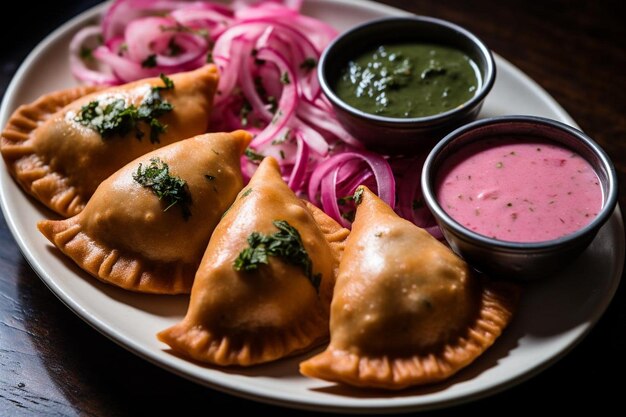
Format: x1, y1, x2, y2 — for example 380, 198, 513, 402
421, 116, 618, 280
318, 16, 496, 154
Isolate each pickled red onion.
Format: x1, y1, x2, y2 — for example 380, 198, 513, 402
308, 151, 396, 227
68, 0, 440, 236
69, 26, 118, 85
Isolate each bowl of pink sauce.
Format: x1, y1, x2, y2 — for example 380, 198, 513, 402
421, 116, 618, 279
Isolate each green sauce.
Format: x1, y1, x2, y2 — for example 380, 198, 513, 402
335, 43, 480, 118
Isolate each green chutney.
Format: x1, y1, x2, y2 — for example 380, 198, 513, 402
335, 43, 480, 118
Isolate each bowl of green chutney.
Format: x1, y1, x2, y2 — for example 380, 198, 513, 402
319, 16, 496, 154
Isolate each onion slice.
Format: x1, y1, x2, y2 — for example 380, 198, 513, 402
309, 151, 395, 227
69, 26, 118, 85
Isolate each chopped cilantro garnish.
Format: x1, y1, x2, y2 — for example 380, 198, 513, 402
271, 128, 290, 145
353, 187, 364, 205
74, 74, 174, 143
299, 57, 316, 72
266, 95, 278, 113
240, 99, 252, 127
244, 148, 264, 164
233, 220, 321, 293
132, 157, 191, 219
141, 54, 158, 68
80, 46, 93, 61
167, 38, 183, 56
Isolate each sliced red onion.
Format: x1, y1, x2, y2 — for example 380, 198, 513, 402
102, 0, 182, 41
234, 3, 336, 50
236, 36, 274, 121
69, 26, 119, 85
288, 133, 309, 190
320, 166, 345, 225
291, 118, 329, 156
297, 99, 363, 148
308, 151, 395, 226
249, 47, 298, 148
170, 6, 234, 37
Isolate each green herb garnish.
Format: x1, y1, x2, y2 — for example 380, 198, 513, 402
244, 148, 264, 164
233, 220, 321, 293
271, 128, 290, 145
132, 157, 191, 219
300, 57, 317, 72
251, 49, 266, 66
280, 71, 291, 85
167, 38, 183, 56
155, 73, 174, 90
271, 109, 283, 124
341, 210, 355, 222
138, 74, 174, 141
240, 99, 252, 127
159, 23, 208, 38
75, 74, 174, 143
266, 95, 278, 114
141, 54, 158, 68
118, 43, 128, 55
75, 99, 138, 139
353, 187, 364, 205
80, 46, 93, 61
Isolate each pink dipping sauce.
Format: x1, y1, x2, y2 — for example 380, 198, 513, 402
436, 138, 603, 242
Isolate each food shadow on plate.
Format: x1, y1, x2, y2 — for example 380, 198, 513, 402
308, 327, 520, 398
17, 188, 66, 220
514, 217, 621, 339
42, 245, 188, 318
162, 347, 311, 379
163, 325, 520, 398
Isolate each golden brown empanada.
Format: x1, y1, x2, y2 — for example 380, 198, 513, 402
38, 130, 251, 294
299, 186, 518, 390
2, 65, 219, 217
158, 157, 349, 366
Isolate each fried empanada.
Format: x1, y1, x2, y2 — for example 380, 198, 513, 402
2, 65, 219, 217
158, 157, 349, 366
38, 130, 251, 294
300, 186, 518, 389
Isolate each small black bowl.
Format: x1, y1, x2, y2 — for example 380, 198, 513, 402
319, 16, 496, 154
421, 116, 618, 280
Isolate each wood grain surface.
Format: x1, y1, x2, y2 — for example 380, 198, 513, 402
1, 1, 624, 415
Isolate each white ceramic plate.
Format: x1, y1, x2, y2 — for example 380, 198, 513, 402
1, 0, 623, 413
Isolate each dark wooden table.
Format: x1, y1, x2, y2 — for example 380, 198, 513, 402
1, 1, 624, 415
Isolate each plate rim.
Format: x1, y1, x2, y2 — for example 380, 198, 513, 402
0, 0, 623, 413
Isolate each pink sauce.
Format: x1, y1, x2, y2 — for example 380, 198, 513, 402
436, 138, 603, 242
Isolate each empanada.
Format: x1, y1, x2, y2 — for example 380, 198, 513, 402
300, 186, 518, 389
38, 130, 251, 294
158, 157, 349, 366
2, 65, 219, 217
